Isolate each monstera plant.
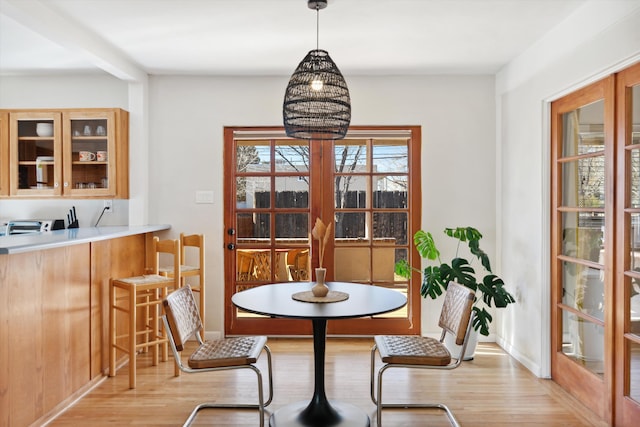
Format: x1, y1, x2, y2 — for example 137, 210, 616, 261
396, 226, 515, 336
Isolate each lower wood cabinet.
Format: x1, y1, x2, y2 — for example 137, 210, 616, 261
0, 233, 147, 427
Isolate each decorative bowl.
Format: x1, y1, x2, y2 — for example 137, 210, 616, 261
36, 123, 53, 137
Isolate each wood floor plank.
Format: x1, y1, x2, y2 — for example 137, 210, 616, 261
47, 339, 607, 427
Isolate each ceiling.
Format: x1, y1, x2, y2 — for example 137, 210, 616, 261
0, 0, 587, 78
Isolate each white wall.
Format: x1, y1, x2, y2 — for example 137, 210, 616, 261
496, 0, 640, 377
148, 74, 496, 336
0, 73, 130, 226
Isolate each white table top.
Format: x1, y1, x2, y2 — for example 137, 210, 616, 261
232, 282, 407, 320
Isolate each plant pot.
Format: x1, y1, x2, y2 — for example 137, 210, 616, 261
311, 268, 329, 297
444, 327, 479, 361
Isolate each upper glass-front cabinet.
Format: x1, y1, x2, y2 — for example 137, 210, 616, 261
9, 111, 63, 196
63, 111, 116, 197
5, 108, 129, 198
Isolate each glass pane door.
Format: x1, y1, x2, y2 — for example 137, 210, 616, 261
332, 137, 409, 318
551, 76, 614, 421
234, 138, 311, 285
225, 127, 421, 336
615, 62, 640, 426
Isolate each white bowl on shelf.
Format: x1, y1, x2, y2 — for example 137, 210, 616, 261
36, 123, 53, 137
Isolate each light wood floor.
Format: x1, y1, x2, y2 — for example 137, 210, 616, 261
48, 339, 607, 427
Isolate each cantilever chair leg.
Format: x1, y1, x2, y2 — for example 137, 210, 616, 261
370, 344, 460, 427
181, 348, 273, 427
162, 315, 273, 427
369, 282, 476, 427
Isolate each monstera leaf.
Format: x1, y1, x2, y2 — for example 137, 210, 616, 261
440, 258, 477, 290
478, 275, 515, 308
472, 306, 493, 337
395, 226, 516, 336
421, 265, 445, 299
413, 230, 440, 260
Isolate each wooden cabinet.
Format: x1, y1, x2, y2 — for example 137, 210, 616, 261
0, 232, 149, 427
3, 108, 129, 198
0, 111, 8, 196
0, 244, 91, 427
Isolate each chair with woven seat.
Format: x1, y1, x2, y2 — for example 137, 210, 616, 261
162, 285, 273, 427
287, 248, 309, 281
109, 237, 181, 389
159, 233, 205, 338
370, 281, 476, 427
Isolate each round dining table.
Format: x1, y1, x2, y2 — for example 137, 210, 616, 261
231, 281, 407, 427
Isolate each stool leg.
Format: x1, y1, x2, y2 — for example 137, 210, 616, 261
161, 286, 169, 363
142, 292, 150, 353
109, 280, 116, 377
151, 288, 159, 366
128, 286, 137, 389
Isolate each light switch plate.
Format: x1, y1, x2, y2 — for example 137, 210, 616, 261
195, 190, 214, 204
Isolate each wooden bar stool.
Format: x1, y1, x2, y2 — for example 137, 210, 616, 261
109, 237, 181, 389
159, 233, 205, 338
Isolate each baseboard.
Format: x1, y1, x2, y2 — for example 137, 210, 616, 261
496, 336, 544, 377
39, 375, 107, 426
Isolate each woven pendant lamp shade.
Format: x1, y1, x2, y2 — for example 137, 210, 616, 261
283, 49, 351, 140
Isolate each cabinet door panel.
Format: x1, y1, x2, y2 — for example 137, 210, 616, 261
9, 111, 63, 196
0, 111, 8, 196
63, 110, 117, 197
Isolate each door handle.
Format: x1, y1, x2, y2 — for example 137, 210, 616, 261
227, 243, 235, 250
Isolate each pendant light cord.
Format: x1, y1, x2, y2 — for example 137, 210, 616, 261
316, 5, 320, 50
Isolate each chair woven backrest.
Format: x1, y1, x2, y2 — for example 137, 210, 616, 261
438, 282, 475, 345
162, 286, 203, 351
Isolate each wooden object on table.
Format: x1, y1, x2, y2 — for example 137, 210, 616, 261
370, 281, 476, 427
162, 285, 273, 427
160, 233, 205, 339
109, 237, 181, 389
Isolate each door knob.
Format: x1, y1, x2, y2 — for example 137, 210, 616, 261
227, 243, 235, 250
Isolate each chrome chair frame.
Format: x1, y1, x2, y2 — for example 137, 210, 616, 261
370, 282, 476, 427
162, 286, 273, 427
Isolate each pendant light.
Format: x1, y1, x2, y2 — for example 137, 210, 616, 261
283, 0, 351, 140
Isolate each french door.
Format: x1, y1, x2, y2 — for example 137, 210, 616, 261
551, 75, 615, 422
615, 63, 640, 426
224, 126, 421, 336
551, 61, 640, 426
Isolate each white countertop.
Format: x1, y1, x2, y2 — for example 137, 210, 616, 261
0, 225, 171, 254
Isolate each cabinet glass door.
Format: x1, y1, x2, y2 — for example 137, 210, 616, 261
0, 111, 8, 196
9, 111, 62, 196
63, 111, 115, 196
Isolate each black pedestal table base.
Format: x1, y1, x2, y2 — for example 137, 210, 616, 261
230, 283, 406, 427
270, 400, 369, 427
269, 318, 370, 426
